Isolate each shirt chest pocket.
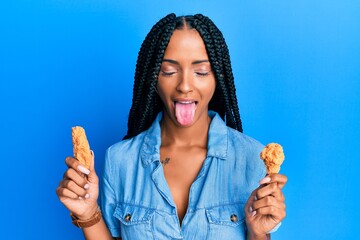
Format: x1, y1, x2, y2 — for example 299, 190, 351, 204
114, 203, 155, 240
205, 203, 247, 238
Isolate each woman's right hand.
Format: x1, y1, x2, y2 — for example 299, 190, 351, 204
56, 152, 99, 220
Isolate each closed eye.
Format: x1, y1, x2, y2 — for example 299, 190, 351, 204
160, 71, 176, 76
195, 71, 211, 77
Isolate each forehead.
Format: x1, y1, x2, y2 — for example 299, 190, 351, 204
163, 29, 208, 59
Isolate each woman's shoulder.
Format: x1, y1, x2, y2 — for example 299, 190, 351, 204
102, 131, 150, 178
209, 111, 264, 152
107, 113, 162, 158
227, 127, 264, 151
107, 132, 146, 155
226, 127, 267, 177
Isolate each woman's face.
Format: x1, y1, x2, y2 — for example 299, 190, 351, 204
157, 29, 216, 127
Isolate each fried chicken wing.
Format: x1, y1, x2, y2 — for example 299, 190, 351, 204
72, 126, 91, 169
260, 143, 285, 174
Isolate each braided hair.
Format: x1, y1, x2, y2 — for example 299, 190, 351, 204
123, 13, 243, 139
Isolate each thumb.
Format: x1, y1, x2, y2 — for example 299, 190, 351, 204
87, 150, 98, 183
89, 150, 95, 172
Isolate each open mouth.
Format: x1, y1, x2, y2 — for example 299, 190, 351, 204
173, 100, 198, 126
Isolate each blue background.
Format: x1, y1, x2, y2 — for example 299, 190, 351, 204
1, 0, 359, 239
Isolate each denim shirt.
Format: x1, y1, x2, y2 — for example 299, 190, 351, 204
101, 111, 267, 239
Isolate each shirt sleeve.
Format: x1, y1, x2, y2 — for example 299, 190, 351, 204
100, 147, 121, 237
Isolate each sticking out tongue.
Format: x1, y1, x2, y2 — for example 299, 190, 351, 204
175, 102, 196, 126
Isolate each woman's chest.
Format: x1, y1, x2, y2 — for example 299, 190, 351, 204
113, 155, 252, 240
160, 146, 207, 222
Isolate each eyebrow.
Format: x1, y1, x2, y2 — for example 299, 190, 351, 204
162, 59, 210, 65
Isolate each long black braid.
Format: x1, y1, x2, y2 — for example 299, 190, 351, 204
123, 13, 243, 139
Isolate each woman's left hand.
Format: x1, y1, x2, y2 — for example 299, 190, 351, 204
244, 173, 288, 238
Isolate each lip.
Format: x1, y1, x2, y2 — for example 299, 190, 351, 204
173, 98, 198, 104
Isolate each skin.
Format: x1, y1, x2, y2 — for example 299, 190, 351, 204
156, 29, 216, 224
245, 174, 287, 239
56, 154, 116, 240
56, 28, 287, 240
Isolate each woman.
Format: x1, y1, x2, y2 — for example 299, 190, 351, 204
57, 13, 287, 240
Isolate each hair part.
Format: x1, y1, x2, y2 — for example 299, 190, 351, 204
123, 13, 243, 140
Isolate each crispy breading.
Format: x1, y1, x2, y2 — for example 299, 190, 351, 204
260, 143, 285, 174
72, 126, 91, 169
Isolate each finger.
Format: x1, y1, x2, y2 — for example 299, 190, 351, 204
61, 179, 88, 197
64, 170, 85, 179
89, 150, 95, 172
56, 187, 79, 200
256, 182, 284, 201
252, 195, 286, 212
86, 150, 98, 184
256, 205, 286, 223
65, 156, 90, 175
64, 168, 89, 189
265, 173, 288, 189
259, 176, 272, 185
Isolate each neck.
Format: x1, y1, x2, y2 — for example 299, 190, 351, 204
160, 111, 211, 148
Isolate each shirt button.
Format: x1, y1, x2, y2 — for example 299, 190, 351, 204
230, 214, 238, 223
124, 214, 131, 222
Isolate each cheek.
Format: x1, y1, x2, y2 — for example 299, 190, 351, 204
156, 80, 171, 102
198, 79, 216, 100
157, 77, 178, 94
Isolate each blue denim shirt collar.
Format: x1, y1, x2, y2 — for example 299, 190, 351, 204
140, 111, 228, 167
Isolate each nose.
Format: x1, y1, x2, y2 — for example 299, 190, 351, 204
176, 71, 193, 93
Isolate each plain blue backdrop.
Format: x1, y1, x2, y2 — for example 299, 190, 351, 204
1, 0, 359, 239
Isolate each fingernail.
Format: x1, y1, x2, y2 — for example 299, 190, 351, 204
90, 150, 94, 157
252, 210, 256, 217
85, 193, 90, 199
77, 165, 90, 175
84, 184, 89, 190
259, 177, 271, 185
78, 196, 83, 200
254, 195, 258, 201
249, 206, 253, 213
